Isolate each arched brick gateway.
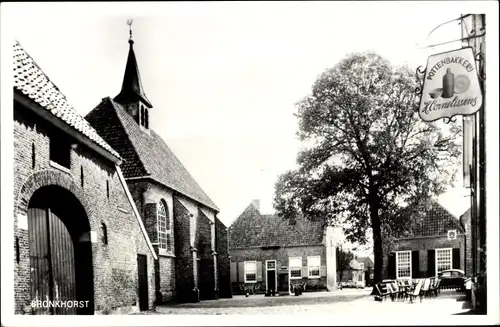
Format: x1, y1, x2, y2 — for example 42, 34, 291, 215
16, 169, 96, 314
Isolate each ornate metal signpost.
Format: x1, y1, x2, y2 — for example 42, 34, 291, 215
416, 13, 486, 313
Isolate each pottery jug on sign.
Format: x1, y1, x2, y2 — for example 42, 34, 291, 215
442, 68, 455, 98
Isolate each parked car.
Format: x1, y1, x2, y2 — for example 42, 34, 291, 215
437, 269, 466, 291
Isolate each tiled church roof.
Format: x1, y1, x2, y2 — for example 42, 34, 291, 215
86, 97, 219, 212
13, 41, 121, 159
228, 202, 325, 249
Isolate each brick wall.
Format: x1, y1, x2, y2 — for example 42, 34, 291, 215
229, 245, 327, 294
13, 101, 156, 314
460, 209, 472, 276
128, 181, 218, 303
197, 211, 215, 300
173, 198, 195, 302
382, 202, 470, 280
127, 181, 177, 304
383, 235, 467, 279
216, 217, 231, 298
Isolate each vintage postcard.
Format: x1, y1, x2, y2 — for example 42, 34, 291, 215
1, 1, 498, 326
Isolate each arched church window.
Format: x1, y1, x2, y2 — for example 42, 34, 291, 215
145, 109, 149, 129
157, 201, 168, 250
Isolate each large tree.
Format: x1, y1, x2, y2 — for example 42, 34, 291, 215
273, 52, 461, 291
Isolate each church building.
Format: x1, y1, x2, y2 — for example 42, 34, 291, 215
85, 27, 231, 303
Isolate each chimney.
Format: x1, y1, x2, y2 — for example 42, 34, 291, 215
251, 199, 260, 211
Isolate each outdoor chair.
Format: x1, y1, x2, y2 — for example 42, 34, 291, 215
396, 280, 410, 301
419, 278, 431, 302
427, 278, 436, 297
430, 278, 441, 297
405, 279, 424, 303
253, 282, 262, 294
301, 281, 307, 293
402, 279, 415, 301
390, 281, 403, 301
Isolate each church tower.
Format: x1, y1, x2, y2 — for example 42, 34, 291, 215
114, 19, 153, 130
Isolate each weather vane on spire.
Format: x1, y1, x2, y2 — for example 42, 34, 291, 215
127, 18, 133, 40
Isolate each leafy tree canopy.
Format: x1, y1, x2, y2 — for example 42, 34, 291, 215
273, 52, 461, 282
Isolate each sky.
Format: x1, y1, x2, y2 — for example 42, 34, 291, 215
1, 2, 496, 229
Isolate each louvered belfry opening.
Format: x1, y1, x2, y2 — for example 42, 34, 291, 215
27, 185, 94, 315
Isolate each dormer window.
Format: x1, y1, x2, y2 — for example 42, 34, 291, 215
138, 104, 149, 129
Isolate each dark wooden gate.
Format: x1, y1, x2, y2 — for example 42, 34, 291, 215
28, 208, 77, 315
137, 254, 149, 311
278, 271, 289, 294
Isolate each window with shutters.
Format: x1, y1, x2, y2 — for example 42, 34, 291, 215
307, 256, 320, 278
396, 251, 411, 279
436, 248, 452, 275
244, 261, 257, 283
289, 257, 302, 279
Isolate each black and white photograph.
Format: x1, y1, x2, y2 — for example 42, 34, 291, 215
1, 1, 498, 326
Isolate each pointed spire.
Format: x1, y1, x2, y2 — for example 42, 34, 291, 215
114, 19, 152, 108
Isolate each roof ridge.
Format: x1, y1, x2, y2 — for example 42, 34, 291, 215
108, 98, 218, 211
433, 201, 460, 220
14, 40, 66, 99
107, 98, 151, 176
229, 202, 261, 228
148, 129, 219, 210
13, 41, 120, 160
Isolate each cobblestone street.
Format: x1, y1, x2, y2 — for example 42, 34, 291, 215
133, 289, 472, 317
133, 289, 369, 315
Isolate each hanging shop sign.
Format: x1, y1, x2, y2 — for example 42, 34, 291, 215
419, 47, 483, 122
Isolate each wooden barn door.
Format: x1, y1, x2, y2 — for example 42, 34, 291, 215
28, 208, 77, 315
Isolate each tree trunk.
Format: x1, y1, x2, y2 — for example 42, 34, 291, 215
369, 195, 383, 296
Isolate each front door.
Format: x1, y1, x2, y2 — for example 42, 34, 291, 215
137, 254, 149, 311
266, 260, 277, 292
28, 207, 77, 315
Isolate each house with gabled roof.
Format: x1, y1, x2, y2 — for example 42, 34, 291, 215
228, 200, 339, 295
13, 40, 158, 315
339, 258, 365, 288
85, 30, 229, 303
383, 200, 471, 280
